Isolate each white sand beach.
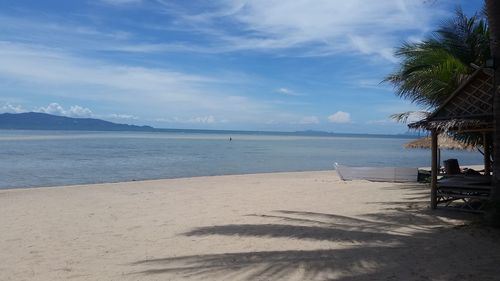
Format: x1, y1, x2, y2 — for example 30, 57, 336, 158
1, 171, 500, 281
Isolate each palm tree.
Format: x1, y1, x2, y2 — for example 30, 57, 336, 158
385, 8, 490, 153
384, 8, 489, 113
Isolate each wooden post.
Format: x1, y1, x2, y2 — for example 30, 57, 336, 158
484, 132, 491, 175
431, 129, 439, 209
438, 148, 441, 172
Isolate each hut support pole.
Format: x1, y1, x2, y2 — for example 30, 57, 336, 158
431, 129, 439, 209
484, 132, 491, 175
438, 149, 441, 172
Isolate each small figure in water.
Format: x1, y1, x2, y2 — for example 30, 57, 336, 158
229, 137, 232, 141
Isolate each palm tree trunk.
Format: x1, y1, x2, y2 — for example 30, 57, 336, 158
486, 0, 500, 201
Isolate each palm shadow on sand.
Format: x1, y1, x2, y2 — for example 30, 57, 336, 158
129, 184, 500, 280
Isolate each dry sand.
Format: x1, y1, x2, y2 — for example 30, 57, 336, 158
1, 171, 499, 281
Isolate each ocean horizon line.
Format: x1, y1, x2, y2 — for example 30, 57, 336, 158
0, 128, 422, 140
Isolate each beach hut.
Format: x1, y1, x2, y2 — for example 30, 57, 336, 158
408, 66, 494, 210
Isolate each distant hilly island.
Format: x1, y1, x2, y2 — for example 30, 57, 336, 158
0, 112, 155, 131
0, 112, 420, 138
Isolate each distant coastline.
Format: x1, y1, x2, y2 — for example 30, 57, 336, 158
0, 112, 421, 139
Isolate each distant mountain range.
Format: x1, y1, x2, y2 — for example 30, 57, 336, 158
0, 112, 155, 131
0, 112, 420, 138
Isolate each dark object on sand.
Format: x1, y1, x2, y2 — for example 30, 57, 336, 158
418, 170, 431, 182
463, 168, 481, 176
443, 159, 460, 175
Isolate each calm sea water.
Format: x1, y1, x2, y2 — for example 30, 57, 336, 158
0, 130, 483, 189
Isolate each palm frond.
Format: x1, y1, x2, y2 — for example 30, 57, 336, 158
383, 7, 489, 111
390, 111, 430, 123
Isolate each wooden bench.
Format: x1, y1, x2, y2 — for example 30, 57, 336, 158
436, 176, 492, 212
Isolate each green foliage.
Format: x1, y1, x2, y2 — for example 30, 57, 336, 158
384, 8, 489, 110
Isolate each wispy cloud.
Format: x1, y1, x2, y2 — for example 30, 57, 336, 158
0, 41, 215, 104
2, 1, 447, 60
276, 88, 299, 96
150, 0, 446, 60
0, 15, 131, 50
328, 111, 351, 124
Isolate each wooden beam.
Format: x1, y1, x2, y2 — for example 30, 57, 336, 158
431, 129, 439, 209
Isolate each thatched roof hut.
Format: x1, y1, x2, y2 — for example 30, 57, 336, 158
409, 67, 494, 133
407, 66, 493, 210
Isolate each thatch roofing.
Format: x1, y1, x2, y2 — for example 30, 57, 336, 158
404, 135, 475, 151
408, 67, 494, 132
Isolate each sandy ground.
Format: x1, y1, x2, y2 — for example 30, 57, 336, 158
1, 171, 500, 281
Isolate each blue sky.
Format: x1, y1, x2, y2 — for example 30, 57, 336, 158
0, 0, 484, 133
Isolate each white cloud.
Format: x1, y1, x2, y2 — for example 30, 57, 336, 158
37, 103, 67, 115
100, 0, 142, 5
328, 111, 351, 123
299, 116, 319, 124
160, 0, 445, 60
68, 105, 93, 117
348, 35, 398, 63
37, 103, 93, 117
0, 103, 26, 113
276, 88, 299, 96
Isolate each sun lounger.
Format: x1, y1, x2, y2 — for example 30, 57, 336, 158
436, 175, 492, 212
